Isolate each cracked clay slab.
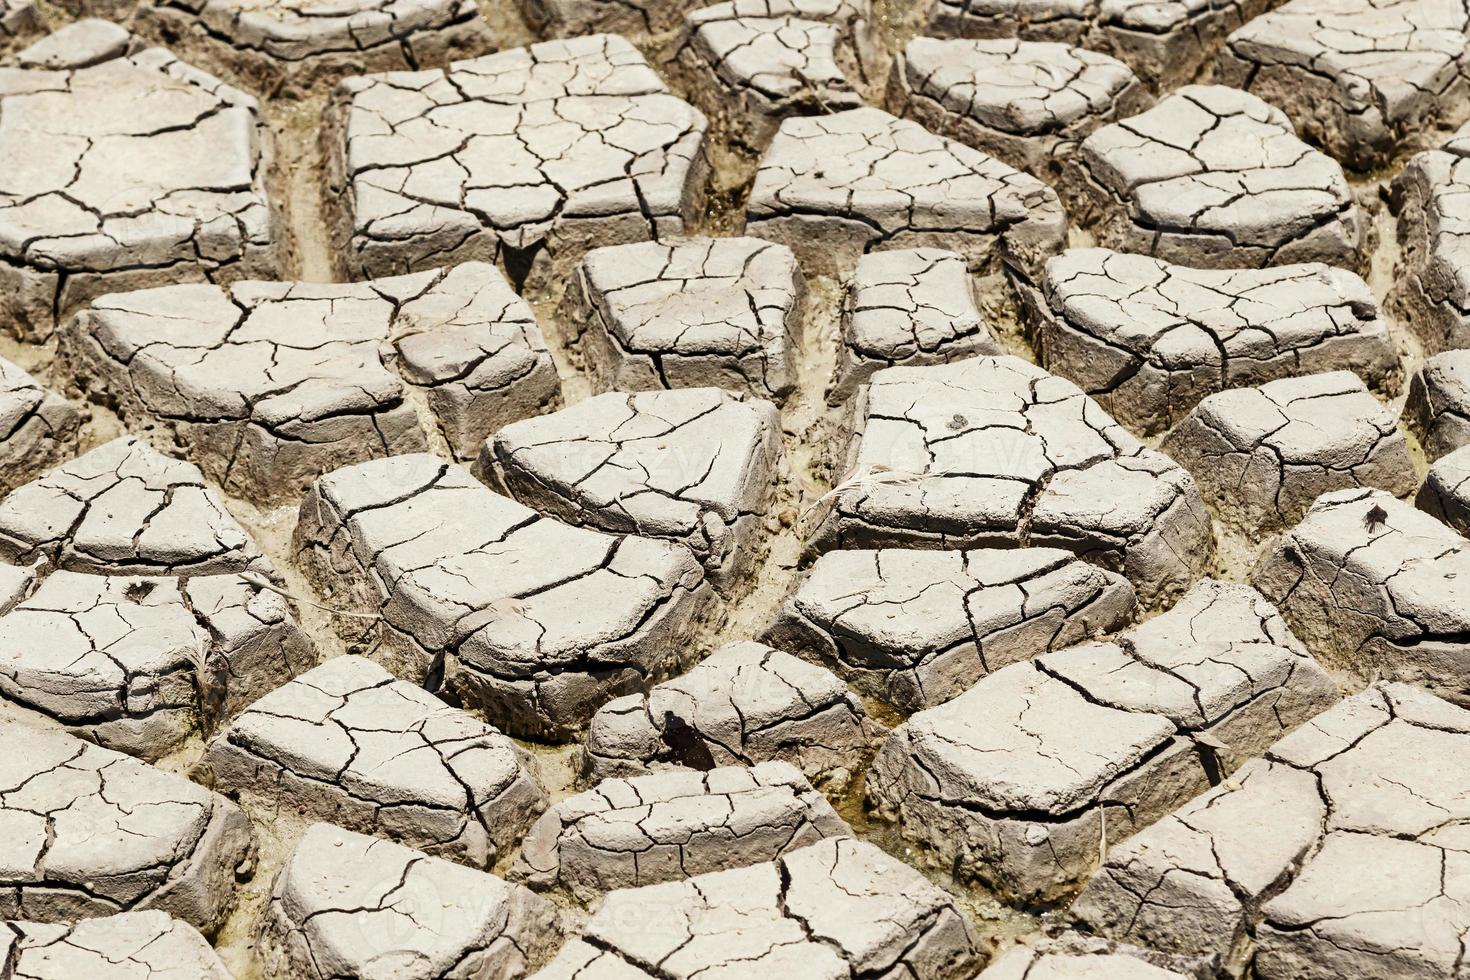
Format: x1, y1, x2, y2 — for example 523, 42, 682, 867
294, 453, 713, 741
485, 387, 782, 592
1254, 486, 1470, 705
977, 935, 1200, 979
1029, 248, 1398, 434
519, 0, 688, 38
0, 911, 232, 979
831, 247, 1003, 402
0, 42, 279, 343
0, 356, 79, 497
529, 836, 984, 980
1417, 444, 1470, 536
1162, 371, 1415, 535
888, 37, 1150, 179
0, 570, 315, 762
510, 760, 849, 902
1391, 124, 1470, 354
136, 0, 495, 97
326, 33, 708, 292
1065, 85, 1366, 272
0, 436, 268, 576
1217, 0, 1470, 171
1405, 349, 1470, 460
924, 0, 1271, 90
672, 0, 876, 154
61, 263, 561, 505
805, 354, 1214, 610
581, 640, 884, 795
567, 237, 805, 403
762, 546, 1137, 712
259, 822, 562, 980
1073, 682, 1470, 979
0, 721, 254, 934
865, 577, 1339, 905
199, 654, 545, 868
744, 105, 1067, 282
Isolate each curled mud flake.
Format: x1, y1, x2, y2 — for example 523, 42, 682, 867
1392, 140, 1470, 356
487, 387, 782, 594
0, 911, 232, 979
672, 0, 875, 154
831, 248, 1003, 403
0, 569, 315, 760
1405, 349, 1470, 458
0, 437, 269, 576
134, 0, 495, 96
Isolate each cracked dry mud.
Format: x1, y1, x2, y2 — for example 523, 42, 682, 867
0, 569, 315, 760
745, 105, 1067, 281
1029, 248, 1399, 434
2, 1, 1466, 977
1066, 85, 1366, 271
327, 33, 707, 290
486, 387, 782, 590
583, 640, 883, 793
888, 37, 1149, 179
807, 354, 1215, 609
531, 836, 985, 979
1162, 370, 1415, 535
1406, 348, 1470, 460
763, 546, 1137, 711
567, 236, 805, 402
61, 263, 560, 503
135, 0, 495, 96
259, 821, 563, 979
1255, 487, 1470, 705
0, 911, 232, 979
1073, 682, 1470, 979
0, 44, 279, 343
925, 0, 1271, 91
0, 722, 253, 933
831, 247, 1002, 401
673, 0, 875, 154
1393, 122, 1470, 355
295, 452, 713, 740
510, 760, 849, 901
866, 578, 1338, 905
1217, 0, 1470, 171
197, 654, 545, 867
0, 436, 269, 575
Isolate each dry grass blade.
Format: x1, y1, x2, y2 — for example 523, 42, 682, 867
801, 463, 926, 519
